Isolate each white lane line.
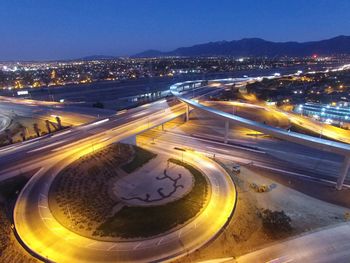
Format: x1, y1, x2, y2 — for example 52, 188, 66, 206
157, 238, 164, 246
51, 129, 71, 138
132, 111, 148, 118
107, 244, 117, 251
133, 242, 141, 250
0, 145, 17, 152
206, 146, 230, 153
116, 109, 127, 115
27, 140, 67, 153
178, 230, 182, 238
52, 139, 83, 152
99, 137, 111, 143
87, 118, 110, 127
38, 205, 47, 209
167, 131, 266, 154
253, 163, 350, 188
21, 136, 43, 144
86, 242, 96, 248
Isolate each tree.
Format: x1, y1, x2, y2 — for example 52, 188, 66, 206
33, 123, 40, 137
19, 125, 26, 141
55, 116, 62, 130
45, 120, 52, 133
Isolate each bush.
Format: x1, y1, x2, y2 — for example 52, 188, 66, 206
260, 209, 292, 237
249, 182, 269, 193
122, 146, 157, 173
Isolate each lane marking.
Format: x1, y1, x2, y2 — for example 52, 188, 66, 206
159, 131, 265, 154
51, 129, 71, 138
27, 140, 67, 153
253, 163, 350, 188
157, 238, 164, 246
133, 242, 141, 250
107, 244, 117, 251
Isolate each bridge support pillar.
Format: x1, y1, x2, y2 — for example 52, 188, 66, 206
224, 121, 229, 144
185, 105, 190, 122
336, 155, 350, 190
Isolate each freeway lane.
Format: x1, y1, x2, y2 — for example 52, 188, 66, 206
170, 76, 350, 189
138, 129, 349, 187
14, 140, 236, 263
0, 85, 216, 177
207, 100, 350, 145
4, 68, 350, 262
236, 222, 350, 263
0, 98, 185, 175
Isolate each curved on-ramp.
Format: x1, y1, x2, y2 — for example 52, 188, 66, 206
14, 139, 236, 262
170, 77, 350, 190
170, 80, 350, 156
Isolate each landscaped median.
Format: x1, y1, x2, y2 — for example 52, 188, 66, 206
14, 139, 236, 263
48, 144, 210, 240
97, 158, 209, 238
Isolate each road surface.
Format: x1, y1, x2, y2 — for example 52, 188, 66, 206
14, 143, 236, 263
2, 68, 350, 262
236, 223, 350, 263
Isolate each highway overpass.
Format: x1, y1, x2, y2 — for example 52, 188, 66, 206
170, 79, 350, 190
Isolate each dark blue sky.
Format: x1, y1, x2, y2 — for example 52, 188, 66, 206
1, 0, 349, 60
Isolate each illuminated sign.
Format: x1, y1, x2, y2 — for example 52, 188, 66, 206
17, 90, 29, 95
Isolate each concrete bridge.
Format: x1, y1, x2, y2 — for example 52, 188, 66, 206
170, 79, 350, 190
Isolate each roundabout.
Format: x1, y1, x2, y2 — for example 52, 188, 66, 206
48, 144, 210, 240
113, 157, 195, 207
14, 140, 236, 262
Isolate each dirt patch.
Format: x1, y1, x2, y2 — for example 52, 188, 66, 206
97, 158, 209, 238
173, 159, 347, 262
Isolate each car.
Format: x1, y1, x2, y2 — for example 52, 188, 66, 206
232, 164, 240, 174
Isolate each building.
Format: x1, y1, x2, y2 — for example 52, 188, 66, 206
295, 102, 350, 126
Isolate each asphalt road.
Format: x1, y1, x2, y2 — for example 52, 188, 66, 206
139, 129, 349, 187
14, 138, 236, 263
236, 222, 350, 263
3, 70, 350, 262
0, 86, 236, 263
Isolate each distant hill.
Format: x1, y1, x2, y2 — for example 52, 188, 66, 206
133, 35, 350, 58
78, 55, 117, 61
133, 49, 164, 58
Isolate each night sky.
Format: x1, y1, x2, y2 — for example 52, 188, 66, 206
1, 0, 349, 60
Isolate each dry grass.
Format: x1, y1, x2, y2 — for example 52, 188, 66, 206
49, 143, 133, 237
0, 206, 38, 263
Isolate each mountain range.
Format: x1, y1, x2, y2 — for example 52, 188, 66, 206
133, 35, 350, 58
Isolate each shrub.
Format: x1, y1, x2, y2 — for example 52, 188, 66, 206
260, 209, 292, 237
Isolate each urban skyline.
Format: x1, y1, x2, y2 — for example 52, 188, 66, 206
2, 1, 350, 263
